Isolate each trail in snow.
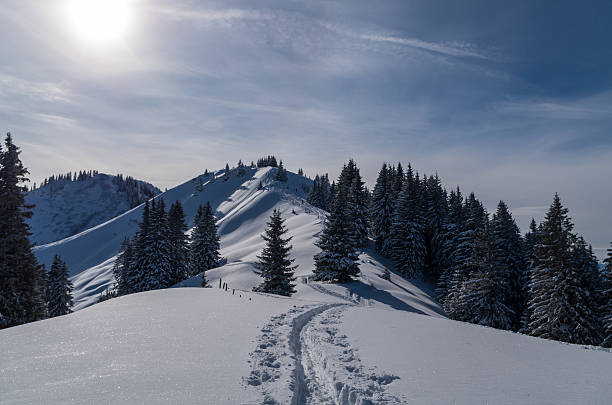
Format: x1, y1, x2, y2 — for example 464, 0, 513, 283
246, 301, 403, 405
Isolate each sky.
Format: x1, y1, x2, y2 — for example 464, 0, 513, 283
0, 0, 611, 258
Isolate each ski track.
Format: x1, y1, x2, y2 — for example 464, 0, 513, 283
245, 300, 403, 405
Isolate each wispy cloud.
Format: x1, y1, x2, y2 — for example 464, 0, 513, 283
149, 5, 272, 23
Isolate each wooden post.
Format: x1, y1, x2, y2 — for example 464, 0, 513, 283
219, 278, 222, 288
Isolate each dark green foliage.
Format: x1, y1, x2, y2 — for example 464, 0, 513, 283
0, 133, 47, 328
313, 190, 360, 283
46, 255, 73, 317
253, 210, 297, 296
168, 201, 189, 283
190, 202, 221, 286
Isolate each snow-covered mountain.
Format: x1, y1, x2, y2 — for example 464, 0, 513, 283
26, 173, 161, 245
2, 166, 610, 404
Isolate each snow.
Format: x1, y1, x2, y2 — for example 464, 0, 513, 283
340, 307, 612, 404
4, 166, 610, 404
26, 174, 160, 246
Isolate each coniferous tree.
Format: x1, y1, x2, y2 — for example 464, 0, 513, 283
491, 201, 526, 330
130, 200, 152, 292
190, 202, 220, 286
167, 201, 189, 283
312, 191, 360, 282
601, 242, 612, 347
459, 218, 512, 329
0, 133, 47, 328
520, 218, 540, 331
141, 199, 174, 290
390, 165, 426, 278
253, 210, 297, 296
423, 174, 447, 280
526, 194, 601, 345
46, 255, 73, 317
276, 161, 288, 182
444, 193, 487, 320
370, 163, 394, 256
436, 188, 464, 305
113, 237, 135, 295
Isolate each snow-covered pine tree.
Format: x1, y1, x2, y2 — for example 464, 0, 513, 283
389, 165, 426, 278
459, 218, 512, 329
312, 190, 360, 282
370, 163, 394, 256
129, 200, 152, 292
190, 202, 220, 286
526, 194, 601, 345
347, 169, 369, 248
444, 193, 487, 320
601, 242, 612, 347
298, 168, 304, 176
490, 201, 526, 331
253, 209, 297, 296
112, 237, 134, 295
436, 187, 464, 305
307, 175, 321, 208
423, 174, 447, 280
520, 218, 540, 331
276, 161, 288, 182
141, 199, 174, 290
168, 201, 189, 283
0, 133, 47, 328
391, 162, 404, 201
237, 160, 246, 177
46, 255, 73, 317
223, 163, 231, 181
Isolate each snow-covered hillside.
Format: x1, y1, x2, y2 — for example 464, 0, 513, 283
26, 174, 160, 245
2, 287, 610, 404
3, 166, 611, 404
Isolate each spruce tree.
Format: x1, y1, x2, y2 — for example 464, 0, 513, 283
130, 200, 152, 292
436, 188, 464, 305
113, 237, 134, 295
141, 199, 174, 290
312, 191, 360, 282
276, 161, 288, 182
444, 193, 487, 320
526, 194, 601, 345
46, 255, 73, 317
0, 133, 47, 328
459, 219, 512, 329
390, 165, 426, 278
253, 210, 297, 296
520, 218, 540, 331
490, 201, 526, 330
190, 202, 220, 286
168, 201, 189, 283
370, 163, 394, 256
601, 242, 612, 347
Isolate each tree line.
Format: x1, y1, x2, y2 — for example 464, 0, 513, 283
307, 159, 612, 347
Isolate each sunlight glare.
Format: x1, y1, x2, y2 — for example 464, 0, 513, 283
66, 0, 131, 44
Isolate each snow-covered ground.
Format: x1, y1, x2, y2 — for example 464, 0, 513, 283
26, 174, 160, 245
3, 166, 610, 404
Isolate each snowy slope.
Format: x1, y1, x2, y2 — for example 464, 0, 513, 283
4, 166, 612, 404
1, 287, 610, 404
26, 174, 160, 245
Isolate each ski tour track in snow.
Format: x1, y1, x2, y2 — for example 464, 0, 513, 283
246, 284, 404, 405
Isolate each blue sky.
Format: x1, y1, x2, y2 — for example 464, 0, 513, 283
1, 0, 611, 257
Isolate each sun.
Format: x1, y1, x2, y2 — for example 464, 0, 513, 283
65, 0, 131, 44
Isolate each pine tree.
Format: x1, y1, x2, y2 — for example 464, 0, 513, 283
190, 202, 220, 286
168, 201, 189, 283
312, 191, 360, 282
436, 187, 464, 305
0, 133, 47, 328
224, 163, 230, 181
141, 199, 174, 290
490, 201, 526, 330
444, 193, 487, 320
520, 218, 540, 331
601, 242, 612, 347
423, 174, 447, 280
390, 165, 426, 278
347, 171, 369, 248
370, 163, 394, 256
459, 219, 512, 329
112, 237, 134, 295
46, 255, 73, 317
130, 200, 152, 292
526, 194, 601, 345
253, 210, 297, 296
276, 161, 288, 182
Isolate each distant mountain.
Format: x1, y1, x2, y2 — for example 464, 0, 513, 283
26, 173, 161, 246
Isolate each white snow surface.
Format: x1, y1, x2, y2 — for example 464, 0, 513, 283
26, 174, 160, 246
3, 166, 610, 404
